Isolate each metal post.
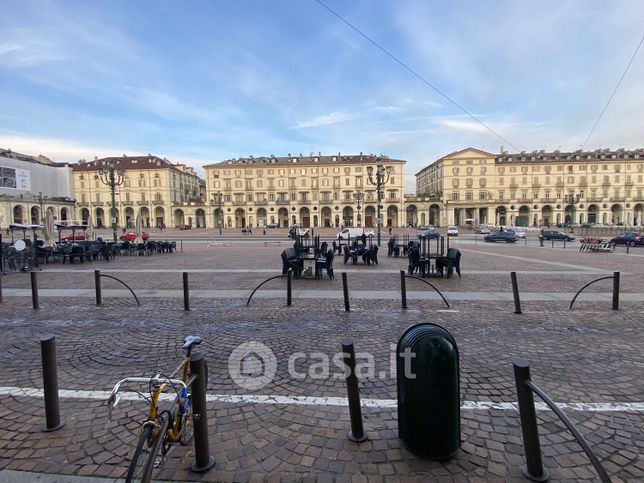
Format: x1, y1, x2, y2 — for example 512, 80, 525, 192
287, 269, 292, 306
512, 357, 548, 481
612, 272, 620, 311
183, 272, 190, 311
400, 270, 407, 309
0, 272, 3, 303
551, 239, 554, 248
342, 272, 350, 312
626, 244, 630, 254
511, 271, 522, 314
181, 240, 183, 252
95, 269, 102, 306
40, 334, 65, 432
189, 352, 215, 473
341, 339, 367, 442
31, 271, 39, 309
563, 239, 566, 249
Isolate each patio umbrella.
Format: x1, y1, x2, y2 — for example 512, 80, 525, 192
43, 210, 56, 248
134, 214, 143, 243
86, 214, 94, 241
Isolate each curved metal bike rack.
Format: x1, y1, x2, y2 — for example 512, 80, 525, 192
247, 271, 290, 306
405, 274, 450, 308
99, 274, 141, 306
569, 275, 615, 310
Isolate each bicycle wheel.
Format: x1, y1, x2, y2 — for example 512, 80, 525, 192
140, 412, 171, 482
125, 424, 153, 483
179, 399, 194, 445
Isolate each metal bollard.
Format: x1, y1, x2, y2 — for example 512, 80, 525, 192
181, 240, 183, 252
551, 239, 554, 248
183, 272, 190, 311
342, 272, 350, 312
400, 270, 407, 309
511, 271, 522, 314
95, 269, 102, 306
626, 244, 630, 254
512, 357, 548, 481
41, 334, 65, 432
0, 274, 3, 303
31, 271, 39, 309
189, 352, 215, 473
287, 269, 292, 306
341, 339, 367, 442
563, 239, 566, 249
612, 272, 620, 310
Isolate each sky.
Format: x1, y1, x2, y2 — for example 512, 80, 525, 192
1, 0, 644, 192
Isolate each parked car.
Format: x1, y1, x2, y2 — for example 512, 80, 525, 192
266, 223, 279, 228
417, 227, 440, 239
61, 233, 86, 241
475, 226, 491, 234
447, 225, 459, 237
484, 231, 518, 243
508, 227, 526, 239
288, 226, 310, 239
542, 230, 575, 241
119, 231, 150, 241
609, 232, 644, 246
417, 224, 434, 230
335, 227, 375, 240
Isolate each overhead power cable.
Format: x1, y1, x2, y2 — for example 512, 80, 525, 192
582, 31, 644, 149
314, 0, 520, 152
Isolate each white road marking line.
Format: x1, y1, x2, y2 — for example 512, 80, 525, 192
0, 387, 642, 412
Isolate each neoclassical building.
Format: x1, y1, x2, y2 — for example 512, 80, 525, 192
72, 155, 205, 229
413, 147, 644, 227
0, 149, 76, 229
203, 153, 406, 228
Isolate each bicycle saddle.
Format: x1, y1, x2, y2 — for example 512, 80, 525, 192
183, 335, 202, 350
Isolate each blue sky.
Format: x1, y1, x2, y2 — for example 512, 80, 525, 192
1, 0, 643, 190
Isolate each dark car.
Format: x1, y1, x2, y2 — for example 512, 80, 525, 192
484, 231, 517, 243
266, 223, 278, 228
610, 232, 644, 246
542, 230, 575, 241
417, 228, 440, 239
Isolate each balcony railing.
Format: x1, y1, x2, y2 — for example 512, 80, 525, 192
540, 198, 557, 203
233, 201, 246, 206
609, 197, 626, 202
320, 200, 334, 205
585, 197, 602, 202
276, 200, 289, 205
255, 200, 268, 205
137, 201, 148, 205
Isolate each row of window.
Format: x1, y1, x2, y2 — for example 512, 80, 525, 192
211, 165, 396, 178
449, 188, 644, 201
219, 190, 400, 203
213, 177, 397, 190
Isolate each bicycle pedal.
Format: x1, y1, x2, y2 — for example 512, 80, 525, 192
153, 455, 166, 468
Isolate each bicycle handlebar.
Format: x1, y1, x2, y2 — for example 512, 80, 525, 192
107, 375, 187, 420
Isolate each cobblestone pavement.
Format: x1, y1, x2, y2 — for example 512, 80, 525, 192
0, 233, 643, 482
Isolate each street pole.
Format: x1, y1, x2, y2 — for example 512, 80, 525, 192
367, 159, 392, 246
99, 163, 125, 243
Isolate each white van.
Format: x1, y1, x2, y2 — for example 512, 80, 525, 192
335, 227, 375, 240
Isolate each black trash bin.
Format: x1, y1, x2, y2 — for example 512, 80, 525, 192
397, 322, 460, 459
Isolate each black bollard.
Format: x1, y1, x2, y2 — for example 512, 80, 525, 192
513, 357, 548, 481
511, 271, 522, 314
183, 272, 190, 311
612, 272, 620, 310
341, 339, 367, 442
0, 273, 3, 304
287, 269, 292, 306
189, 353, 215, 473
41, 334, 65, 432
31, 271, 39, 309
181, 239, 183, 252
342, 272, 350, 312
95, 269, 102, 306
551, 239, 554, 248
400, 270, 407, 309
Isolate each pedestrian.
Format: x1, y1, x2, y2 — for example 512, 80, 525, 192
388, 227, 392, 236
538, 229, 545, 247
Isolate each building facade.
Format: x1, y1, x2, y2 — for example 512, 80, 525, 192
414, 147, 644, 227
72, 155, 205, 229
0, 149, 76, 229
203, 153, 406, 229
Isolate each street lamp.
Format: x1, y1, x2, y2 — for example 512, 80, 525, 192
353, 191, 364, 228
212, 192, 223, 235
565, 193, 582, 232
98, 162, 125, 243
366, 158, 393, 246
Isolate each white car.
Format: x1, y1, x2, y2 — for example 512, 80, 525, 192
335, 227, 375, 240
447, 225, 459, 237
509, 227, 527, 239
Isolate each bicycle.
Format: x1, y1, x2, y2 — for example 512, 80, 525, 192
107, 335, 208, 483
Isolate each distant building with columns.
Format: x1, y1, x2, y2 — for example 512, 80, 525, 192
413, 147, 644, 227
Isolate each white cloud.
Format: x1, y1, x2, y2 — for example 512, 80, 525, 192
292, 112, 356, 129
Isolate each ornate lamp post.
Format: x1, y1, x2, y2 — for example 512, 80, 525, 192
565, 193, 582, 232
367, 158, 392, 246
212, 192, 223, 235
353, 191, 364, 228
98, 162, 125, 243
37, 191, 47, 223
